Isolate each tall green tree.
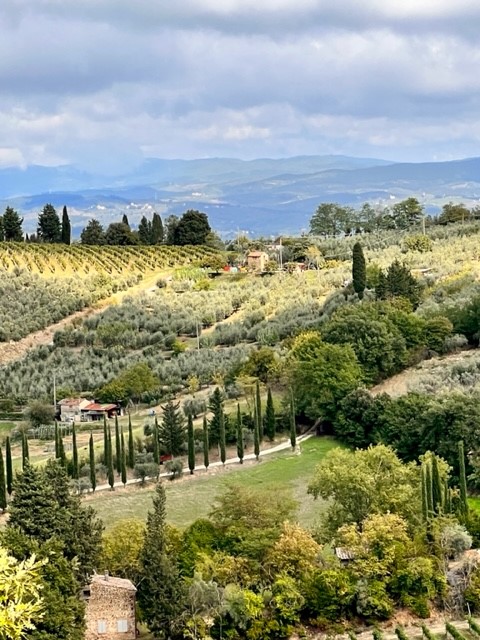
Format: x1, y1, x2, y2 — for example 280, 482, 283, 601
21, 432, 29, 468
352, 242, 366, 299
187, 413, 195, 474
151, 211, 164, 244
107, 426, 114, 490
208, 387, 224, 446
421, 464, 428, 522
61, 205, 71, 245
425, 461, 433, 517
236, 403, 244, 464
3, 206, 23, 241
80, 218, 106, 245
121, 428, 127, 487
103, 416, 109, 467
159, 401, 185, 457
122, 213, 130, 229
256, 380, 263, 441
115, 415, 121, 474
5, 436, 12, 495
309, 202, 353, 236
54, 420, 60, 459
392, 197, 423, 229
128, 413, 135, 468
219, 407, 226, 465
203, 415, 209, 470
105, 222, 137, 246
431, 455, 442, 514
89, 432, 96, 493
264, 387, 276, 442
137, 483, 185, 638
37, 203, 61, 242
174, 210, 211, 245
58, 432, 66, 467
459, 440, 469, 521
72, 423, 79, 479
152, 417, 160, 465
138, 216, 153, 245
0, 215, 4, 241
0, 446, 7, 511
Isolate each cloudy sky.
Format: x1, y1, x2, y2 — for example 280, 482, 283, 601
1, 0, 480, 171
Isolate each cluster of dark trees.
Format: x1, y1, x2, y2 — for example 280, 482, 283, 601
310, 197, 480, 236
80, 209, 211, 246
0, 204, 71, 244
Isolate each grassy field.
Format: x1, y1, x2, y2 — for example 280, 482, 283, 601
86, 436, 338, 530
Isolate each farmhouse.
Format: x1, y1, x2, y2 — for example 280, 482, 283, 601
247, 250, 269, 272
58, 398, 120, 423
83, 572, 136, 640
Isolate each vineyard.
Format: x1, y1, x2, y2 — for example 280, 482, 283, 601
0, 242, 218, 277
348, 620, 480, 640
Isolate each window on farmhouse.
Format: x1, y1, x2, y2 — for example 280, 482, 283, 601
97, 620, 107, 633
117, 619, 128, 633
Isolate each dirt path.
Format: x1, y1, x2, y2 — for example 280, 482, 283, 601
370, 348, 479, 398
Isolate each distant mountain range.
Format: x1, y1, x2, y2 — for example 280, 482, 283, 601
1, 155, 480, 236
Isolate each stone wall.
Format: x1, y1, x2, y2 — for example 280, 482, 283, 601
84, 575, 136, 640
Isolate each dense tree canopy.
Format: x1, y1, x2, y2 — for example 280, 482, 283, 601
174, 210, 211, 245
80, 219, 106, 245
3, 207, 23, 241
37, 204, 61, 243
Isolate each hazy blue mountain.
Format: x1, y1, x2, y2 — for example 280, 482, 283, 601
2, 155, 480, 236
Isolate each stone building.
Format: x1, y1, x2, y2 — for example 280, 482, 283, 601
83, 572, 136, 640
246, 250, 269, 272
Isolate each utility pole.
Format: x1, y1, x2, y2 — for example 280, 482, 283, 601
279, 236, 283, 271
53, 372, 57, 410
196, 321, 200, 351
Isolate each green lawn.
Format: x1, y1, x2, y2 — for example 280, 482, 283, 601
87, 436, 338, 530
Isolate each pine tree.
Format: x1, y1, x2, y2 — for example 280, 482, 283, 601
256, 380, 263, 441
37, 203, 61, 242
5, 436, 12, 495
137, 483, 185, 638
0, 446, 7, 511
219, 408, 226, 465
138, 216, 153, 245
352, 241, 366, 299
61, 205, 71, 245
152, 417, 160, 465
21, 432, 29, 468
122, 214, 130, 229
376, 271, 388, 300
253, 406, 260, 461
264, 387, 276, 442
187, 413, 195, 474
107, 426, 115, 490
289, 395, 297, 450
459, 440, 469, 521
89, 432, 96, 493
71, 423, 79, 479
151, 212, 164, 244
128, 413, 135, 468
203, 416, 209, 470
115, 415, 121, 474
431, 455, 442, 514
208, 388, 224, 446
236, 403, 244, 464
3, 206, 23, 241
159, 401, 185, 456
121, 428, 127, 486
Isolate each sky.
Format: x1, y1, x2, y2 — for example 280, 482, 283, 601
1, 0, 480, 171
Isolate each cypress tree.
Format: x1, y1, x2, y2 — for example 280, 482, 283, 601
0, 446, 6, 511
122, 213, 130, 229
138, 215, 153, 245
376, 271, 388, 300
203, 416, 209, 470
72, 423, 79, 479
152, 417, 160, 465
219, 408, 226, 465
152, 212, 164, 244
61, 205, 71, 245
431, 455, 442, 514
459, 440, 469, 520
443, 481, 451, 515
54, 419, 60, 459
103, 415, 109, 467
421, 464, 428, 522
256, 380, 263, 441
290, 396, 297, 450
121, 428, 127, 486
58, 432, 66, 467
425, 461, 433, 517
128, 413, 135, 468
107, 426, 114, 490
352, 241, 366, 299
89, 432, 96, 493
115, 415, 121, 474
5, 436, 12, 495
22, 432, 29, 468
264, 387, 276, 442
253, 406, 260, 461
236, 404, 244, 464
187, 413, 195, 474
208, 388, 224, 446
137, 483, 185, 637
